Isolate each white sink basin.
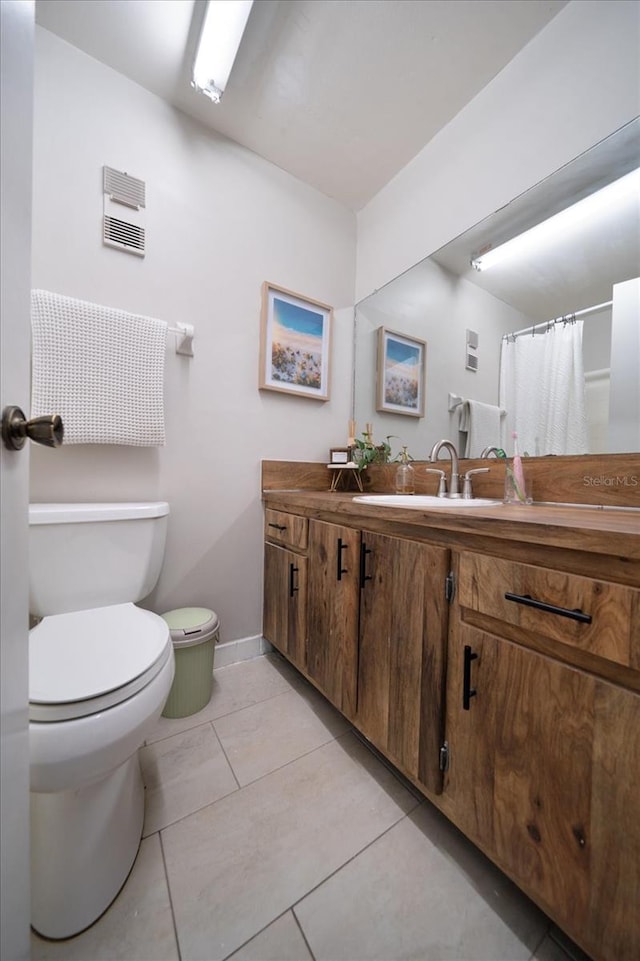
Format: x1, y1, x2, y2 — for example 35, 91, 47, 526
352, 494, 503, 509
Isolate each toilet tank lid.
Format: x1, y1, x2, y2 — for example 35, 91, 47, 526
29, 502, 170, 524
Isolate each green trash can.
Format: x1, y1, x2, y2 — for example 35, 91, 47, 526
161, 607, 220, 718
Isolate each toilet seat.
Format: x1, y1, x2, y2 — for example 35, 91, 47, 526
29, 603, 172, 722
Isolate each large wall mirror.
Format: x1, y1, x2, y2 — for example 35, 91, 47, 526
353, 118, 640, 461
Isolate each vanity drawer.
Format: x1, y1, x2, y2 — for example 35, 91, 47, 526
458, 552, 639, 668
264, 509, 308, 551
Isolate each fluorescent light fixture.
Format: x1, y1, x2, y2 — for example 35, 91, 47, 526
471, 167, 640, 271
192, 0, 254, 104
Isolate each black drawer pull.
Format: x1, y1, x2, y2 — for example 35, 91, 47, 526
268, 522, 287, 532
504, 592, 592, 624
336, 538, 348, 581
463, 645, 478, 711
289, 562, 299, 598
359, 541, 372, 589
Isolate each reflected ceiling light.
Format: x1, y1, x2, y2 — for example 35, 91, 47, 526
470, 167, 640, 271
192, 0, 254, 104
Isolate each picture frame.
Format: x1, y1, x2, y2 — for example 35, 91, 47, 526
376, 326, 426, 417
329, 447, 353, 464
259, 282, 333, 401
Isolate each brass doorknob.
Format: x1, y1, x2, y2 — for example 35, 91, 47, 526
1, 406, 64, 451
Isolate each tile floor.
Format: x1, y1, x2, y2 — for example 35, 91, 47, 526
32, 653, 592, 961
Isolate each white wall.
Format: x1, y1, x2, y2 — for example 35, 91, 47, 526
30, 28, 356, 642
356, 0, 640, 301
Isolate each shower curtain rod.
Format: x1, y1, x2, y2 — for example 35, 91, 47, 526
503, 299, 613, 341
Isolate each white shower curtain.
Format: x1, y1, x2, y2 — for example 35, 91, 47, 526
499, 321, 589, 456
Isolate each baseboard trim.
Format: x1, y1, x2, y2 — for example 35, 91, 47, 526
214, 635, 273, 669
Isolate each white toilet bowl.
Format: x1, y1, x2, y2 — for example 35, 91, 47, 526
28, 503, 174, 939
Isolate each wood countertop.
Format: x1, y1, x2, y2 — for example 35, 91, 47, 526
262, 490, 640, 579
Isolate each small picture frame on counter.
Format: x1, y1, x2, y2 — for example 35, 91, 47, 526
329, 447, 352, 464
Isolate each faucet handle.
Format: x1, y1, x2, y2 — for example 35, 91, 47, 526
462, 467, 490, 499
424, 467, 447, 497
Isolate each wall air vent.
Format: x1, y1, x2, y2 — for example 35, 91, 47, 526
103, 215, 145, 256
102, 165, 146, 257
465, 352, 479, 372
103, 165, 146, 209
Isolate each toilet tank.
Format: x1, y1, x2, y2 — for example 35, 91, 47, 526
29, 502, 170, 617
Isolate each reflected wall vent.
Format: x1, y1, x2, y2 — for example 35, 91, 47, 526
465, 352, 479, 372
102, 165, 146, 257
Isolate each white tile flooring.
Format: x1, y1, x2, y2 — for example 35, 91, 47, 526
32, 653, 592, 961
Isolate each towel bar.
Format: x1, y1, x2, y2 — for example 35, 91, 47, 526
169, 323, 194, 357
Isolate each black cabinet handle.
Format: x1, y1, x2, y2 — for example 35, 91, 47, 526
360, 541, 372, 589
268, 522, 287, 532
504, 592, 592, 624
463, 645, 478, 711
336, 538, 348, 581
289, 562, 299, 598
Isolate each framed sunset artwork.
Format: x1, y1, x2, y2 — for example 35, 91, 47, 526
259, 283, 333, 401
376, 326, 426, 417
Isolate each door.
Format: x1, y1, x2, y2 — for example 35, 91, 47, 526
307, 520, 360, 718
357, 531, 449, 793
1, 2, 35, 959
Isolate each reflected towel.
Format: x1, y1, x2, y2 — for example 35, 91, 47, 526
458, 400, 504, 457
31, 289, 167, 446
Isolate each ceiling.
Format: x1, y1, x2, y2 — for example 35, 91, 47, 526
35, 0, 568, 211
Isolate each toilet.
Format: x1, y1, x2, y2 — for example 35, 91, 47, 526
28, 502, 175, 940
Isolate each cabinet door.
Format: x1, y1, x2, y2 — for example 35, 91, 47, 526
445, 625, 640, 961
307, 520, 360, 718
446, 626, 593, 929
263, 542, 307, 672
587, 682, 640, 961
357, 532, 449, 795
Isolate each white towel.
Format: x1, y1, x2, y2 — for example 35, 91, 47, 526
458, 400, 504, 457
31, 289, 167, 446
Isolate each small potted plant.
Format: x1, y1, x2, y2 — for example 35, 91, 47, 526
352, 431, 399, 470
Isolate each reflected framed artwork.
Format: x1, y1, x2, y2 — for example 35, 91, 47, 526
376, 326, 426, 417
259, 282, 333, 401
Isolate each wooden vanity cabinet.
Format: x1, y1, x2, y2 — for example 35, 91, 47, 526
263, 509, 308, 672
262, 497, 640, 961
266, 514, 452, 792
443, 551, 640, 961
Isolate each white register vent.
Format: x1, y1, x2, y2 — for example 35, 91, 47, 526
103, 215, 145, 256
102, 165, 146, 257
103, 166, 146, 209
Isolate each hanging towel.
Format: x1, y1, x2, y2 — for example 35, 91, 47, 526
458, 400, 505, 457
31, 289, 167, 446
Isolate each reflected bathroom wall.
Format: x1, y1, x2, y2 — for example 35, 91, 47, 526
354, 259, 534, 459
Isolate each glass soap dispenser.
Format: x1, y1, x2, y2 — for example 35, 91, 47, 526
395, 447, 415, 494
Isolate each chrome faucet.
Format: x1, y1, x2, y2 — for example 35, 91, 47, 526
480, 446, 503, 458
429, 439, 461, 497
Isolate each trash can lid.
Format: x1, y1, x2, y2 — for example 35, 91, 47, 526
161, 607, 220, 648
